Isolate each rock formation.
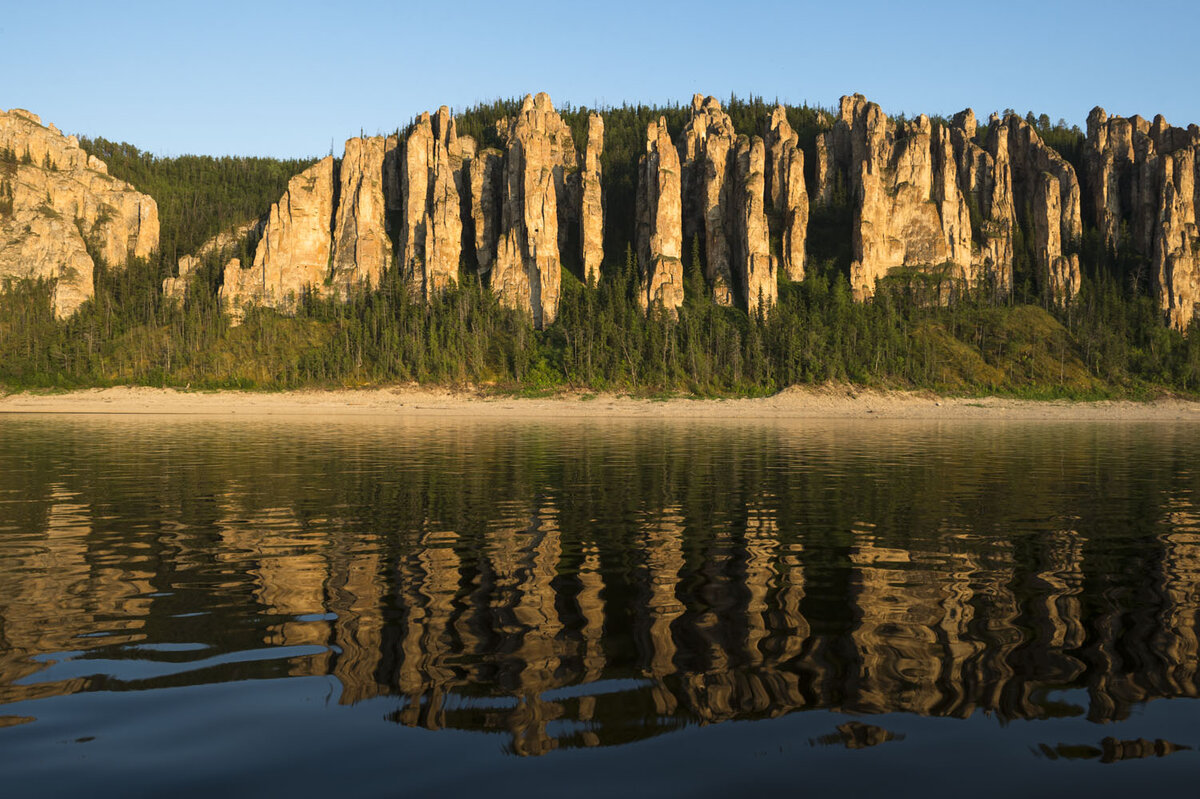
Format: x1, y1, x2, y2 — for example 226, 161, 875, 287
1085, 108, 1200, 330
816, 96, 1081, 304
581, 113, 605, 284
0, 108, 159, 317
163, 219, 260, 301
214, 95, 591, 329
401, 110, 466, 298
765, 106, 808, 282
815, 96, 972, 301
1003, 114, 1082, 304
734, 136, 776, 312
635, 117, 683, 311
483, 93, 579, 327
469, 149, 503, 275
219, 157, 336, 322
331, 135, 395, 293
679, 95, 737, 305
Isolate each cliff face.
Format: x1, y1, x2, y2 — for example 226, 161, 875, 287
216, 94, 589, 329
635, 117, 683, 311
220, 157, 336, 322
816, 96, 973, 301
765, 105, 808, 282
0, 108, 159, 317
1085, 108, 1200, 330
489, 93, 577, 327
673, 96, 781, 310
580, 113, 605, 284
331, 135, 395, 294
816, 96, 1081, 304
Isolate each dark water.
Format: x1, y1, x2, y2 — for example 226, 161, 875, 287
1, 416, 1198, 796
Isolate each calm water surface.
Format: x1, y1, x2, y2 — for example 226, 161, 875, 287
1, 416, 1198, 796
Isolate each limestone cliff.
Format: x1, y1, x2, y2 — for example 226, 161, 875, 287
331, 135, 395, 294
734, 135, 776, 311
401, 111, 464, 297
581, 113, 605, 284
765, 106, 808, 282
487, 93, 578, 327
679, 95, 737, 305
219, 157, 335, 322
816, 96, 1080, 304
815, 95, 973, 301
1085, 108, 1200, 330
635, 117, 683, 311
0, 108, 159, 317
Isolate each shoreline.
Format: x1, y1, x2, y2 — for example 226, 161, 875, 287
2, 386, 1200, 421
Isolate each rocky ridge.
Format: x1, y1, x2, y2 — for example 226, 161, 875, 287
1085, 108, 1200, 330
0, 108, 159, 317
219, 93, 585, 328
817, 96, 1081, 304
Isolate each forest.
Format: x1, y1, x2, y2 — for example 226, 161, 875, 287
0, 98, 1197, 397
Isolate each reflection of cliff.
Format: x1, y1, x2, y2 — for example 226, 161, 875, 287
1, 420, 1199, 755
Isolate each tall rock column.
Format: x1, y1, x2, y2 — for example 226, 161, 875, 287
469, 149, 503, 275
679, 95, 736, 305
580, 113, 605, 284
1154, 148, 1199, 330
331, 135, 394, 293
635, 117, 683, 312
1005, 115, 1082, 303
734, 136, 776, 312
489, 93, 575, 328
765, 105, 808, 282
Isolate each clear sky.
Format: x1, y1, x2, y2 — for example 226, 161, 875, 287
3, 0, 1196, 158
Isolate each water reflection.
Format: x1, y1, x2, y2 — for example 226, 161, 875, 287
1, 418, 1198, 758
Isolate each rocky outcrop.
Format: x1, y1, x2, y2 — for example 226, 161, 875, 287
1154, 148, 1198, 330
635, 117, 683, 311
581, 113, 605, 284
469, 148, 503, 275
216, 95, 588, 329
219, 157, 335, 322
0, 108, 159, 317
1085, 108, 1200, 330
1003, 114, 1082, 304
816, 96, 1080, 304
331, 135, 396, 294
815, 96, 972, 301
486, 93, 578, 327
734, 136, 776, 311
679, 95, 736, 305
401, 111, 462, 297
765, 106, 808, 282
163, 219, 260, 301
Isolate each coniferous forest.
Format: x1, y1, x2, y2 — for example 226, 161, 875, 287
1, 97, 1197, 396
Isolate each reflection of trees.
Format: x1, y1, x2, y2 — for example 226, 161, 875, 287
1, 419, 1199, 754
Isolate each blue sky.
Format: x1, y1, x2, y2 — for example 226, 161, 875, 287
3, 0, 1196, 158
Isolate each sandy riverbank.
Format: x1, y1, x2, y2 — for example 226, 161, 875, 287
2, 385, 1199, 421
